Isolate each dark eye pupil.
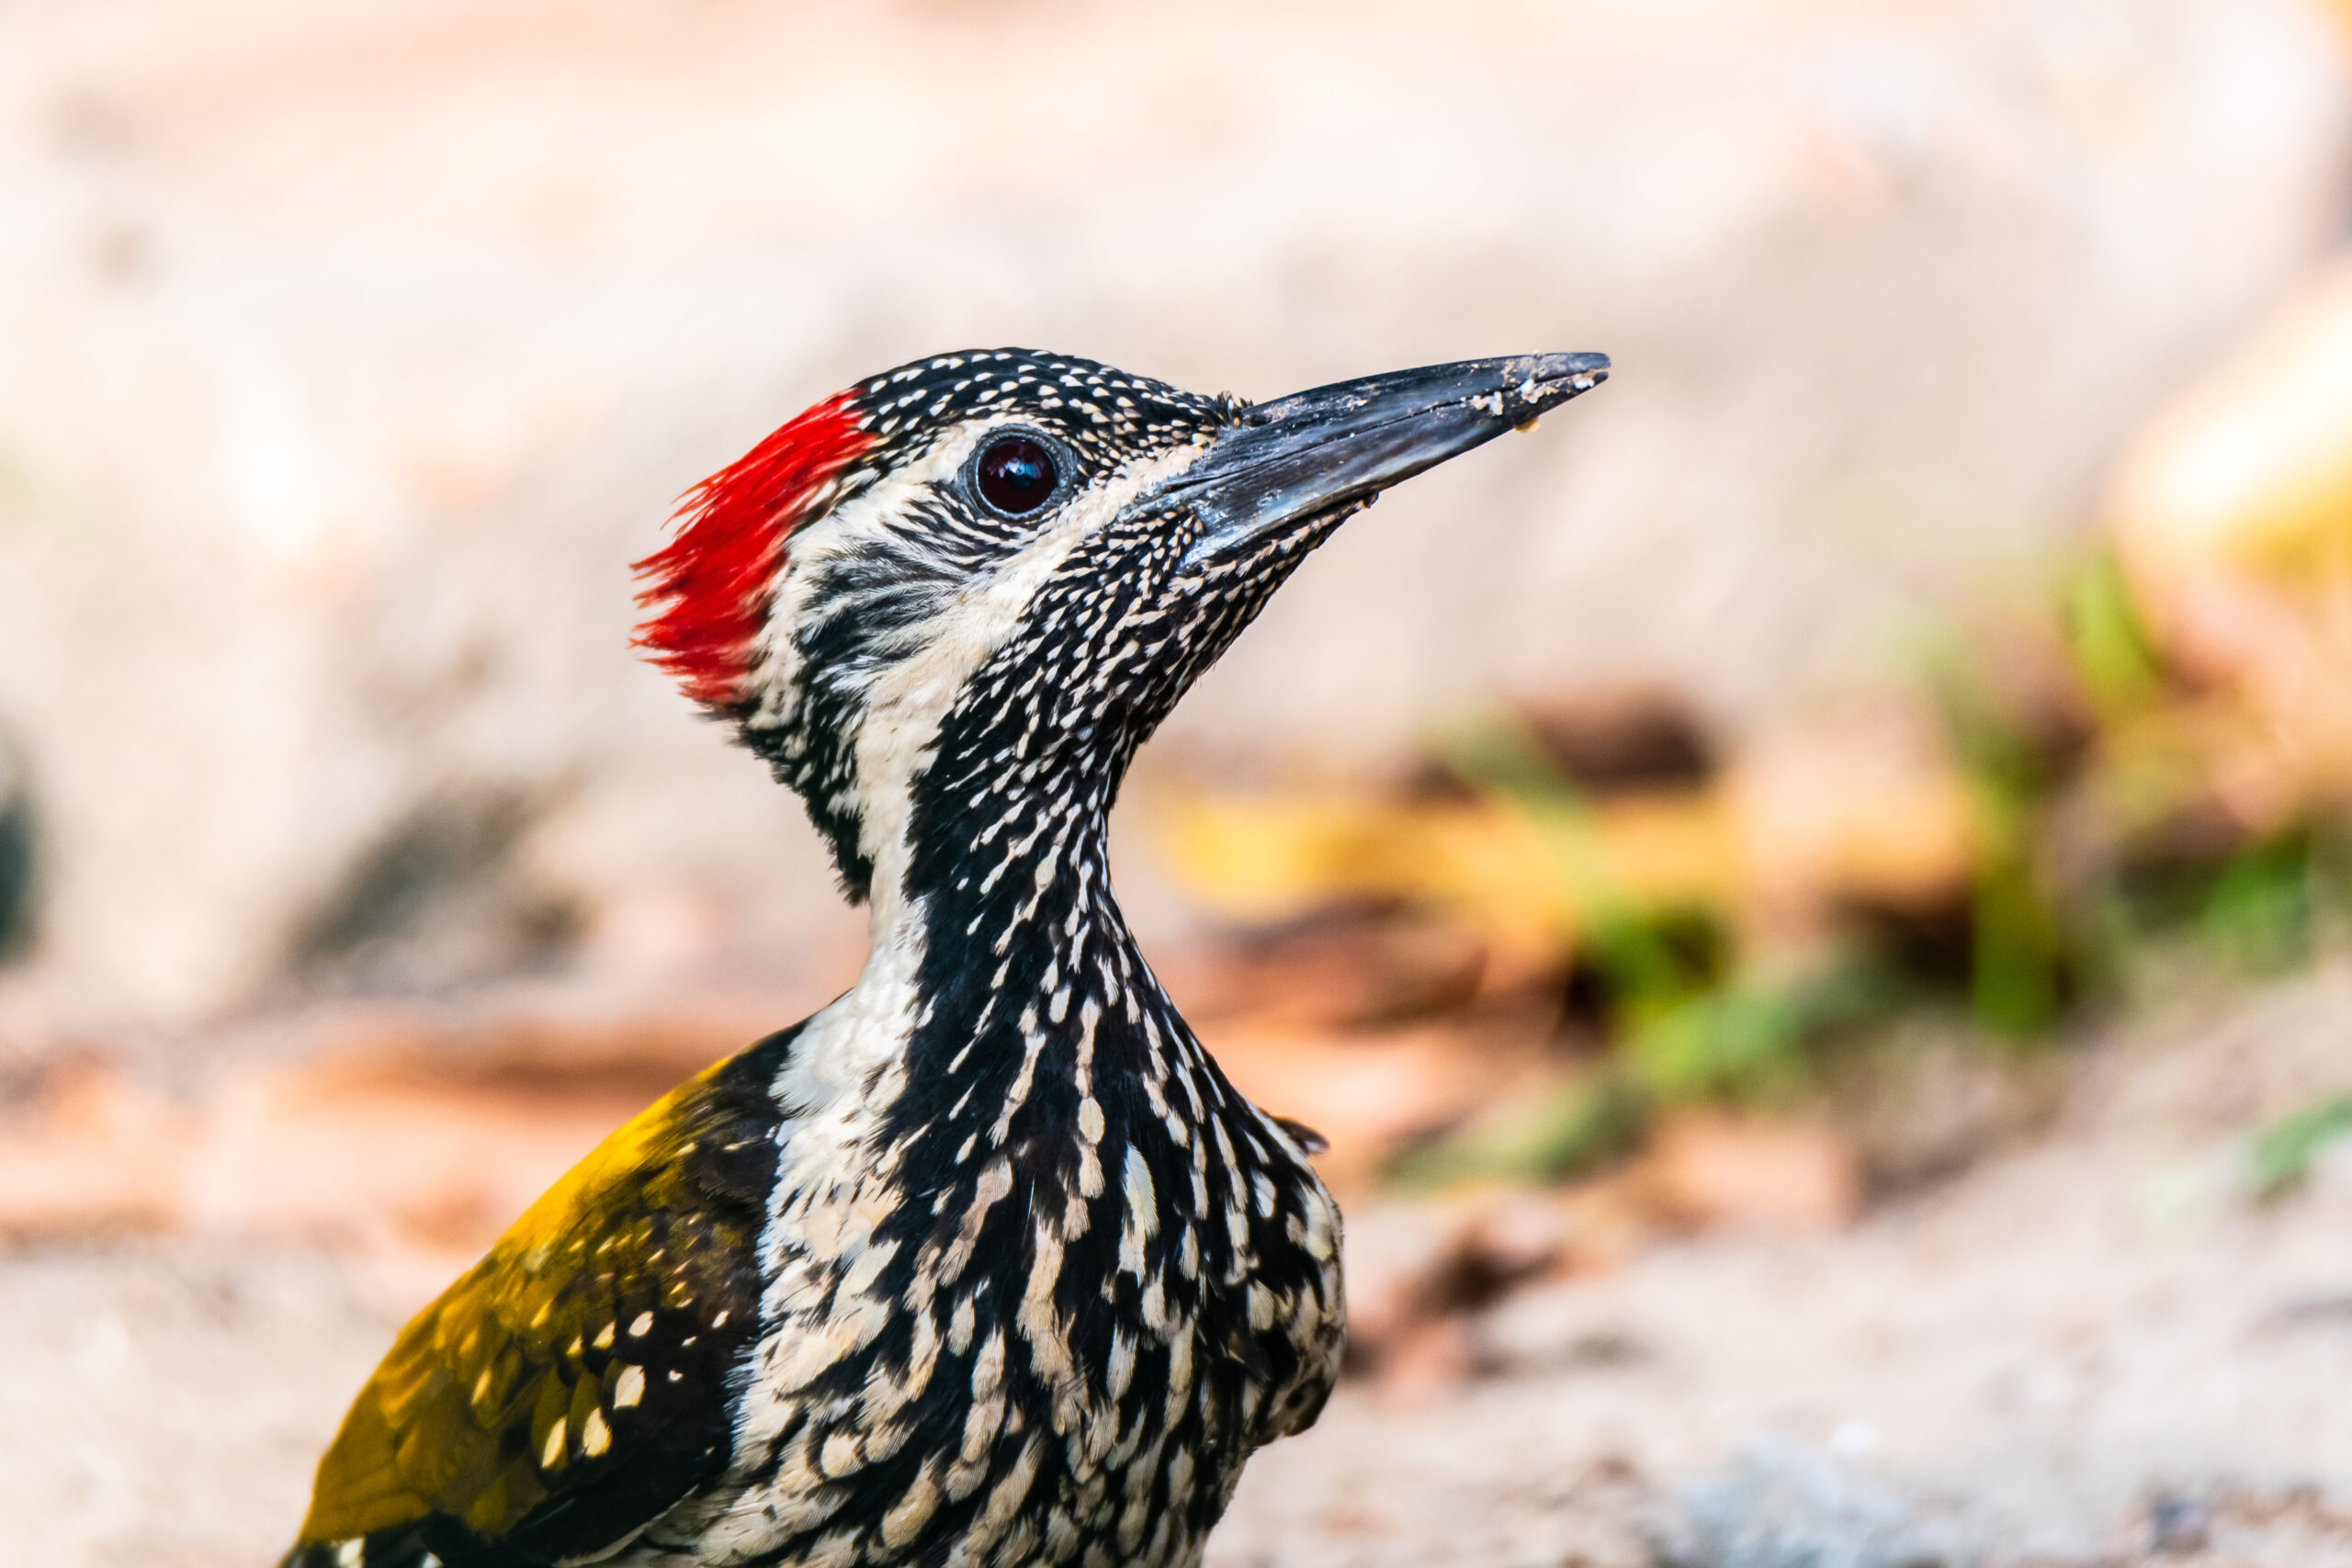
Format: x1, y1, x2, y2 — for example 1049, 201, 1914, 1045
977, 436, 1057, 514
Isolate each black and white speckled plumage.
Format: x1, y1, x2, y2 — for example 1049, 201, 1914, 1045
285, 346, 1605, 1568
688, 353, 1345, 1568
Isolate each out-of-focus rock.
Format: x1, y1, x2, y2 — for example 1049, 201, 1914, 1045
0, 0, 2345, 1027
0, 732, 36, 966
1659, 1437, 1980, 1568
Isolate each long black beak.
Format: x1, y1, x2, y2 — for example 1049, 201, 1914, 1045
1154, 352, 1610, 567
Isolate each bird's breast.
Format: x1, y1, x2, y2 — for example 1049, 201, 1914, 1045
693, 1100, 1340, 1568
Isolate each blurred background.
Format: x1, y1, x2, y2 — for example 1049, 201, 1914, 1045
6, 1, 2352, 1563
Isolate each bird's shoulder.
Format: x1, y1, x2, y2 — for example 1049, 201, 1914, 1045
288, 1025, 801, 1568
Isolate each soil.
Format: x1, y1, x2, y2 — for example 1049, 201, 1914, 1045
10, 967, 2352, 1568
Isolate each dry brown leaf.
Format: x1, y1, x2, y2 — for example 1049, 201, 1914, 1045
1202, 1024, 1532, 1195
1636, 1110, 1861, 1234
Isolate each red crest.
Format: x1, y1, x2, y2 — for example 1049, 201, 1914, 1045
633, 392, 873, 709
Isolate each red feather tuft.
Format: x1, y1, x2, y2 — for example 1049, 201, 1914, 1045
633, 392, 873, 709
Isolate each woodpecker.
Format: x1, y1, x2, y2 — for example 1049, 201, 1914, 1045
285, 346, 1609, 1568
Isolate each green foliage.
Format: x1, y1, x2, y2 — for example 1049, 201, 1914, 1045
1388, 1072, 1650, 1190
1624, 989, 1797, 1104
2202, 833, 2316, 977
1392, 549, 2352, 1190
1925, 647, 2075, 1036
1438, 714, 1728, 1031
1969, 840, 2069, 1036
2063, 550, 2167, 721
2251, 1090, 2352, 1200
1387, 957, 1903, 1188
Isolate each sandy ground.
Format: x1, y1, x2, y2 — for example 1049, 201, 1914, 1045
1215, 1140, 2352, 1567
9, 970, 2352, 1568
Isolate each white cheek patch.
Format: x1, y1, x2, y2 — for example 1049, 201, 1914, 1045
743, 423, 1212, 910
738, 451, 956, 736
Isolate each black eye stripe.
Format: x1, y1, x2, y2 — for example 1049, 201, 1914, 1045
972, 433, 1061, 517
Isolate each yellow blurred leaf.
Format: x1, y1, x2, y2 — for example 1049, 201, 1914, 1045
2108, 255, 2352, 807
1160, 791, 1740, 962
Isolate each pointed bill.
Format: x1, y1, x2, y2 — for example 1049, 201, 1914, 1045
1148, 352, 1611, 566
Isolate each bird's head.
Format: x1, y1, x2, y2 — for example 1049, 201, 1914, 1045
636, 348, 1607, 904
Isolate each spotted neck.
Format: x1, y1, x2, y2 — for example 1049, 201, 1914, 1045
868, 730, 1207, 1157
726, 726, 1340, 1568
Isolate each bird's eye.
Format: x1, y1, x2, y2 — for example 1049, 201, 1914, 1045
974, 434, 1058, 516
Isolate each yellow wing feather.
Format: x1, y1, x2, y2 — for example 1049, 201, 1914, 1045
300, 1049, 775, 1553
